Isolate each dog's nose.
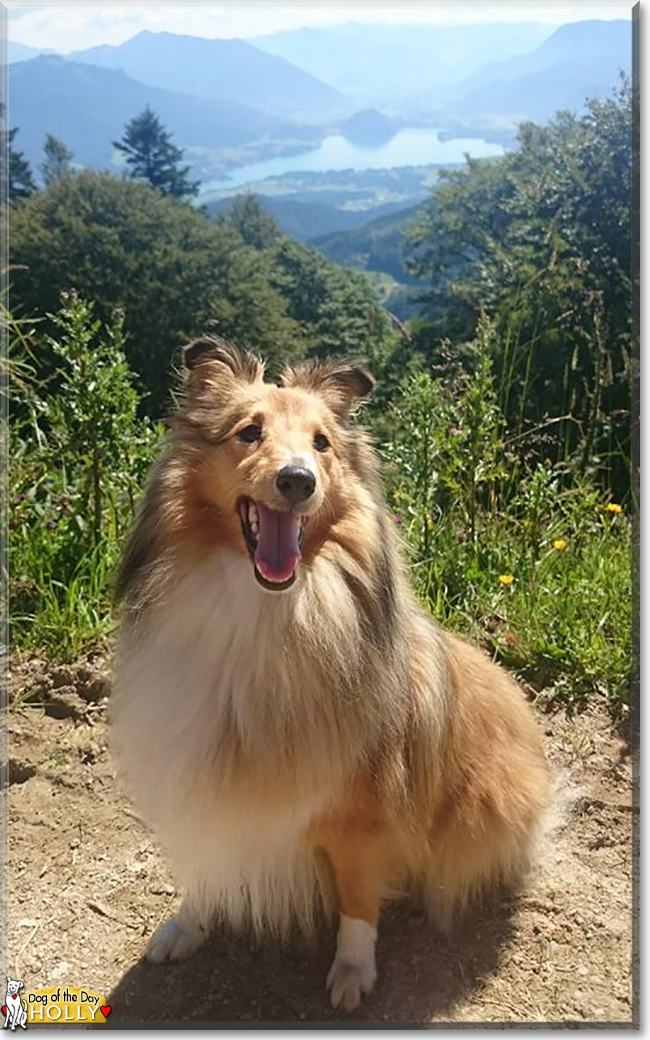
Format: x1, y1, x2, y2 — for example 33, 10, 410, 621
276, 465, 316, 504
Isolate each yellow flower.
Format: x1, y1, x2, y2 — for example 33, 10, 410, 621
498, 574, 514, 586
605, 503, 623, 514
553, 539, 567, 551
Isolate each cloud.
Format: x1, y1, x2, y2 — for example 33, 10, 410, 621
7, 3, 631, 54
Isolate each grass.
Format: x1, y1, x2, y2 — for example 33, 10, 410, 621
403, 505, 631, 715
11, 537, 119, 661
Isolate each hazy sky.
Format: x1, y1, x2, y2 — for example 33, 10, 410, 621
6, 3, 632, 54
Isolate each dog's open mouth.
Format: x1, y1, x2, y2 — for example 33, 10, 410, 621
238, 497, 305, 591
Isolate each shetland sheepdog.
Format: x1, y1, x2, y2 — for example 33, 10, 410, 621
112, 337, 549, 1013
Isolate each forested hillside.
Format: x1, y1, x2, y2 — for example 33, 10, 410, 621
7, 79, 634, 717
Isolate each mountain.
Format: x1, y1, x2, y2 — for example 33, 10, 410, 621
8, 41, 51, 63
461, 19, 631, 91
455, 57, 629, 126
250, 22, 556, 108
8, 55, 296, 172
313, 203, 423, 283
207, 195, 411, 244
451, 21, 631, 125
72, 30, 343, 119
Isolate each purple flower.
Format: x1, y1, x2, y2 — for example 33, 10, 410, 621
394, 513, 403, 526
46, 520, 57, 530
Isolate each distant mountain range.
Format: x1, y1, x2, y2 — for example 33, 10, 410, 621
8, 40, 50, 63
71, 31, 344, 119
7, 18, 632, 203
250, 22, 557, 107
8, 55, 306, 171
460, 19, 631, 92
206, 194, 412, 244
434, 20, 632, 126
313, 204, 422, 284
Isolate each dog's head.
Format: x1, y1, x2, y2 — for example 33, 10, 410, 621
176, 337, 376, 592
6, 977, 23, 997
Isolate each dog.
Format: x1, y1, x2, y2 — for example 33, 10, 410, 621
4, 978, 27, 1031
112, 337, 549, 1013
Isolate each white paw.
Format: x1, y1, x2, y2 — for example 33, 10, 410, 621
326, 915, 377, 1012
146, 913, 206, 963
327, 955, 377, 1012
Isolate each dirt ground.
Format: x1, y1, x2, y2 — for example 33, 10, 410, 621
5, 652, 637, 1027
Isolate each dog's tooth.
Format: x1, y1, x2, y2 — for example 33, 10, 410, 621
251, 521, 259, 535
249, 504, 258, 524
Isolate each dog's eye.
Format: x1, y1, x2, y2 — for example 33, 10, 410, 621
313, 433, 330, 453
238, 423, 263, 444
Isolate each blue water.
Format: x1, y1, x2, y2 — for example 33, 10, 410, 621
205, 127, 504, 190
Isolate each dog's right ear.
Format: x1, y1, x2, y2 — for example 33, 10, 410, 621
182, 335, 264, 388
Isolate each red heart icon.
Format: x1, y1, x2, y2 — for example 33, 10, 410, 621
12, 996, 18, 1000
100, 1006, 111, 1018
1, 1006, 6, 1016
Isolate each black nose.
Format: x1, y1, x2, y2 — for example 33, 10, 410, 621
276, 465, 316, 504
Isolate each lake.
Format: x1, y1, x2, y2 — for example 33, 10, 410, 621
205, 127, 504, 190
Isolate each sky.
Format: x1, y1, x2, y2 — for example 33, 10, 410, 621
5, 2, 633, 54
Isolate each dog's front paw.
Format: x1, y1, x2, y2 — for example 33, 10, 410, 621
327, 955, 377, 1012
146, 912, 206, 963
326, 915, 377, 1012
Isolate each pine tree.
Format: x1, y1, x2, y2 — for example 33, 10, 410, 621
40, 133, 74, 186
228, 194, 279, 250
113, 107, 199, 200
2, 124, 37, 201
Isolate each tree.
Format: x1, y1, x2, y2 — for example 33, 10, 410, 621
40, 133, 74, 187
406, 79, 633, 487
10, 173, 398, 414
3, 125, 37, 201
9, 172, 299, 412
227, 194, 280, 250
113, 107, 199, 200
268, 237, 396, 373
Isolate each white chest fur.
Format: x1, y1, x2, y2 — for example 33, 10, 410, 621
112, 550, 354, 932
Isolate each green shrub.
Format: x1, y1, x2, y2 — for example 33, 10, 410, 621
11, 292, 163, 658
380, 322, 631, 716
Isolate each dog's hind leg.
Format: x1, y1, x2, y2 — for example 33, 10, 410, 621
146, 895, 209, 963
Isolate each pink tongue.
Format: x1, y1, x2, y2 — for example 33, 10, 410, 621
254, 503, 301, 584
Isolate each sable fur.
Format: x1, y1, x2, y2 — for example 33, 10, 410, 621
112, 341, 549, 991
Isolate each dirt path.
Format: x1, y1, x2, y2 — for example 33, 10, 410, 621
5, 654, 636, 1026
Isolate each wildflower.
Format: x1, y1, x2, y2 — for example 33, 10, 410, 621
605, 503, 623, 514
498, 574, 514, 586
553, 539, 567, 551
393, 513, 403, 526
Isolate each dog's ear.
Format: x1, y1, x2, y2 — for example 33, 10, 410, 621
283, 358, 375, 419
182, 337, 265, 400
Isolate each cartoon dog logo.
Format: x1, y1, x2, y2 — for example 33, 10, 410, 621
3, 978, 27, 1031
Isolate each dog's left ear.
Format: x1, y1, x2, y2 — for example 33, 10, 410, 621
182, 335, 264, 386
283, 359, 375, 419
